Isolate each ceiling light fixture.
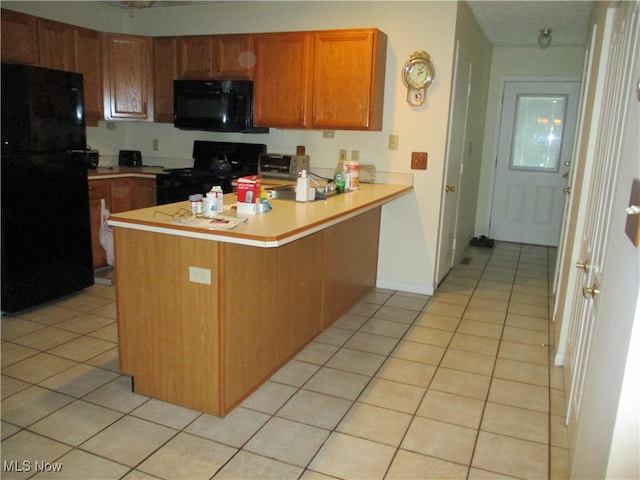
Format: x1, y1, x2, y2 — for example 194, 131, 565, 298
538, 29, 552, 49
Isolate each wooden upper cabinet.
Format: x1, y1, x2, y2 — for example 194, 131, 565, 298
103, 33, 153, 121
153, 37, 178, 123
178, 34, 254, 79
1, 9, 39, 65
254, 32, 313, 128
254, 28, 387, 131
213, 34, 254, 79
73, 27, 103, 124
37, 18, 74, 71
312, 29, 386, 130
178, 35, 212, 79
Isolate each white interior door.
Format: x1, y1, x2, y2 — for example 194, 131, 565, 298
490, 80, 580, 246
562, 2, 640, 477
436, 42, 471, 285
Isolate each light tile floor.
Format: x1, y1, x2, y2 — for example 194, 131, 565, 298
1, 242, 569, 479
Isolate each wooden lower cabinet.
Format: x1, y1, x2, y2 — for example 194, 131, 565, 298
114, 207, 381, 416
89, 177, 156, 269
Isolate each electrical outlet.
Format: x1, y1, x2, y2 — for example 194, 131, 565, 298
351, 150, 360, 161
388, 134, 399, 150
323, 130, 335, 138
411, 152, 428, 170
188, 266, 211, 285
152, 139, 159, 151
339, 149, 347, 161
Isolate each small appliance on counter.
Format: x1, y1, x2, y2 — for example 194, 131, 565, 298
258, 153, 310, 180
72, 149, 99, 168
119, 150, 142, 167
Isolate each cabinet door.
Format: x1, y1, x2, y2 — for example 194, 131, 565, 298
1, 9, 38, 64
153, 37, 178, 123
110, 177, 134, 213
254, 32, 313, 128
178, 35, 213, 79
37, 18, 74, 71
133, 178, 156, 209
103, 34, 153, 121
88, 179, 109, 269
213, 34, 254, 79
74, 27, 103, 124
312, 29, 386, 130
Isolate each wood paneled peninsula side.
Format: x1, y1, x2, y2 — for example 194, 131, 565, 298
108, 183, 412, 416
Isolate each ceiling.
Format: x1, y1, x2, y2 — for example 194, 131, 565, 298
467, 1, 594, 47
107, 0, 595, 48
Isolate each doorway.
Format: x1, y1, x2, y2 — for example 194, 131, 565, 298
489, 80, 580, 246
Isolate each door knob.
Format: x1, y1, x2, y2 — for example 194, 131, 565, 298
582, 283, 600, 299
626, 205, 640, 215
576, 260, 590, 272
445, 185, 456, 192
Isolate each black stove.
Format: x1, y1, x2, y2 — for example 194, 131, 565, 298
157, 140, 266, 205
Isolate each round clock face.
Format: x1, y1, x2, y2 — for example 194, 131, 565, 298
405, 61, 432, 88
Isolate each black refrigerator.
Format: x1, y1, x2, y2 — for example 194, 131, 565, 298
2, 62, 95, 313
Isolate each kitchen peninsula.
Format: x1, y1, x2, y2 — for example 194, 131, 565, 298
109, 183, 411, 416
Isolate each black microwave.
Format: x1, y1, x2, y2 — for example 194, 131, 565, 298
173, 79, 268, 133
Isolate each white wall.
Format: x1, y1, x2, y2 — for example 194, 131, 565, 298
5, 0, 468, 294
475, 45, 586, 237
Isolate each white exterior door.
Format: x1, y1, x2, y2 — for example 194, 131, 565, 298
490, 80, 580, 246
436, 42, 471, 284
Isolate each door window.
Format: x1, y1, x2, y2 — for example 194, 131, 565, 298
511, 94, 567, 172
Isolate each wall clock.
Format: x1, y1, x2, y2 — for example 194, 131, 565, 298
402, 50, 435, 106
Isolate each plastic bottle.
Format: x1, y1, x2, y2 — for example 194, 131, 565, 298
189, 194, 204, 215
296, 170, 311, 202
334, 160, 346, 193
213, 185, 224, 213
346, 159, 360, 190
204, 189, 218, 218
